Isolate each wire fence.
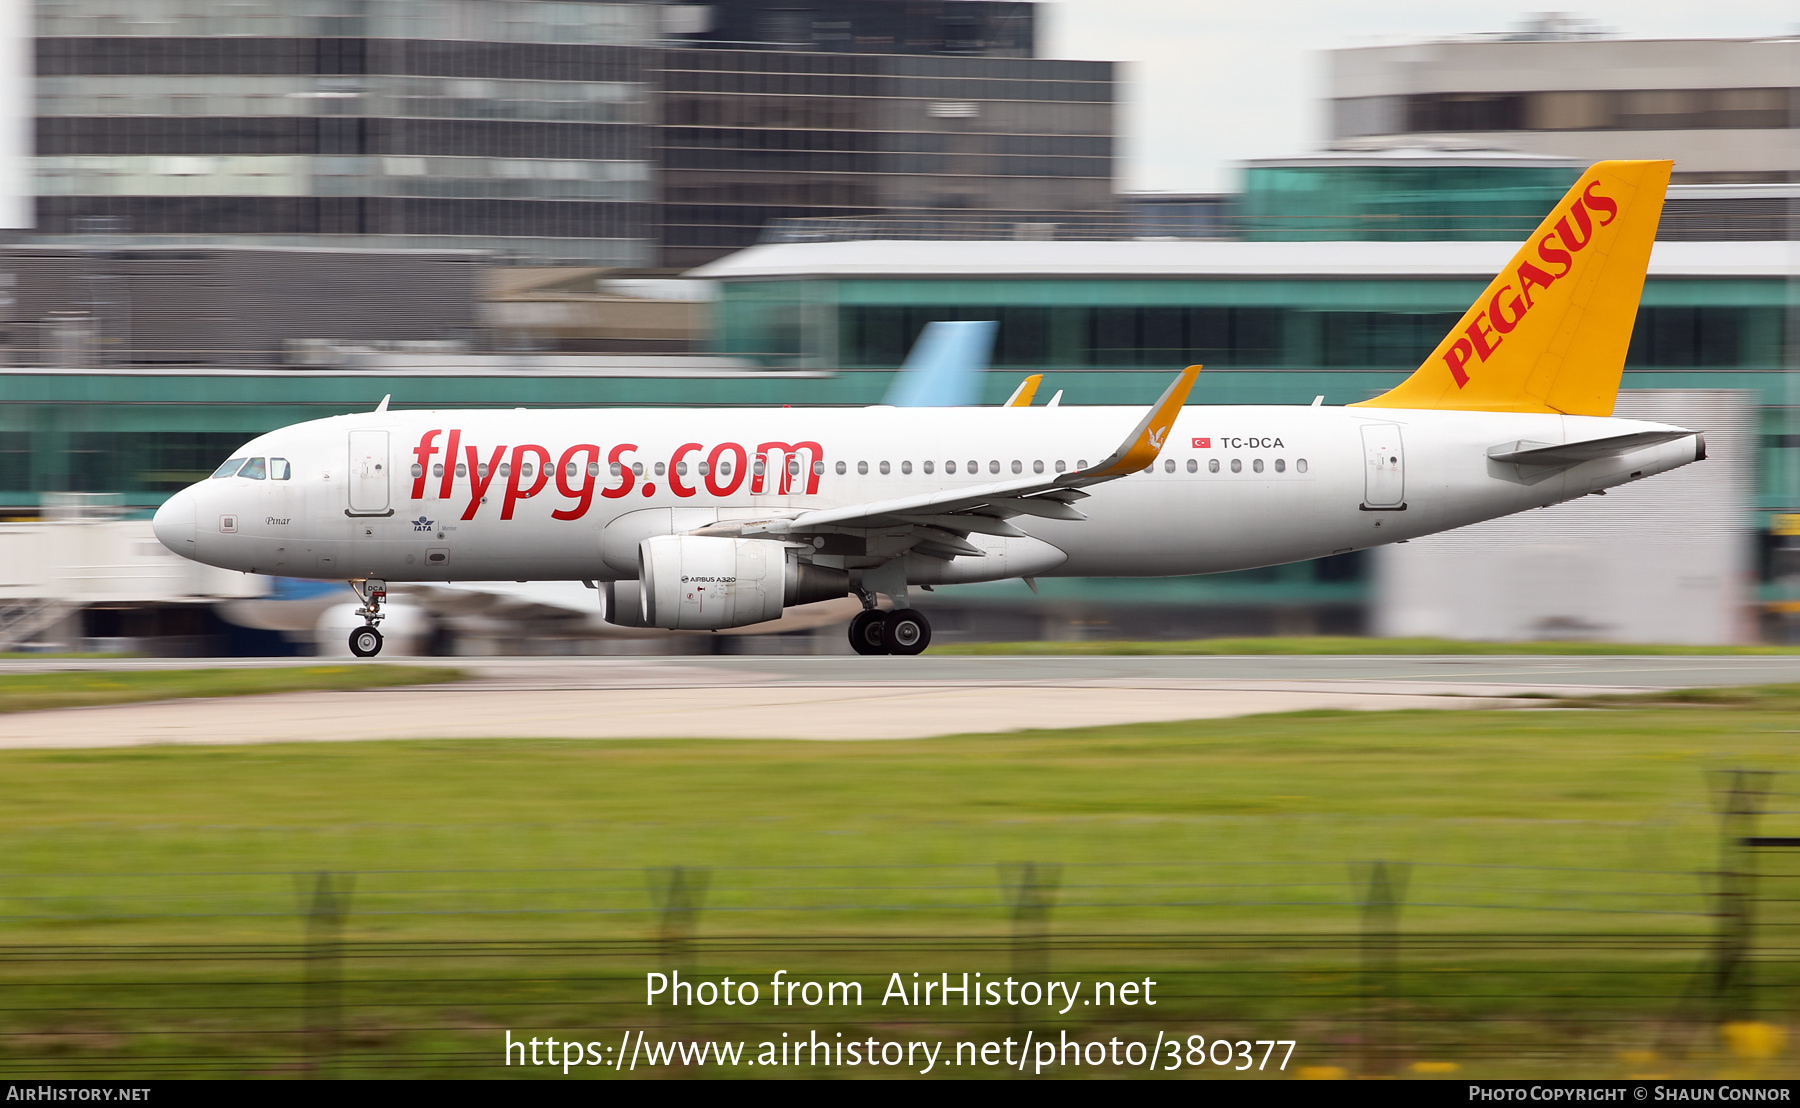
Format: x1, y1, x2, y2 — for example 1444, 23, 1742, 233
0, 859, 1721, 927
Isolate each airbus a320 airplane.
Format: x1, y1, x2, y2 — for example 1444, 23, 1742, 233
156, 160, 1699, 658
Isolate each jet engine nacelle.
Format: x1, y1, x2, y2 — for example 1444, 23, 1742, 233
637, 535, 849, 630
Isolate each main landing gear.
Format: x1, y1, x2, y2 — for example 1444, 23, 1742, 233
848, 606, 932, 656
347, 579, 387, 658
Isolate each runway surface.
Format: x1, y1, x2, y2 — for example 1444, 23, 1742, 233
0, 653, 1794, 749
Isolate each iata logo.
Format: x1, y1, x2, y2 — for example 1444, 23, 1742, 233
412, 516, 435, 532
1443, 180, 1618, 389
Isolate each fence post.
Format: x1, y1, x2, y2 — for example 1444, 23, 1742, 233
646, 865, 710, 1022
298, 871, 353, 1078
1000, 862, 1062, 1026
1354, 860, 1410, 1076
1708, 769, 1772, 1020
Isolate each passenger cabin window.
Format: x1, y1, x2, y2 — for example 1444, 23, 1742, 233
1275, 459, 1286, 473
239, 457, 267, 480
1252, 459, 1264, 473
901, 461, 912, 475
923, 460, 934, 474
945, 460, 956, 474
1187, 459, 1197, 473
211, 458, 247, 478
835, 461, 846, 475
857, 461, 868, 475
270, 458, 291, 480
1163, 459, 1175, 473
879, 461, 891, 475
1296, 459, 1309, 473
1231, 459, 1242, 473
1209, 459, 1220, 473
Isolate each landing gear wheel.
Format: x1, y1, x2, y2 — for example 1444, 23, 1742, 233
881, 609, 931, 656
849, 610, 888, 655
348, 625, 384, 658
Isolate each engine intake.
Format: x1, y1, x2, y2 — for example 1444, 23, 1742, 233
636, 535, 849, 630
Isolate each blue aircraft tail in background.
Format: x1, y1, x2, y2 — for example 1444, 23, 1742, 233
881, 320, 997, 407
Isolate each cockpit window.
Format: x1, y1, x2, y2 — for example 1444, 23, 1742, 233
211, 458, 247, 478
270, 458, 291, 480
239, 457, 267, 480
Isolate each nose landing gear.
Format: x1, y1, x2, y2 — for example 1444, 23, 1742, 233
347, 579, 387, 658
847, 604, 932, 656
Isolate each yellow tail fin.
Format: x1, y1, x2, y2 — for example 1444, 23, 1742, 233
1352, 159, 1671, 416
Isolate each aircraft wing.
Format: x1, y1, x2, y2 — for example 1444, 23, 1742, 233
726, 367, 1198, 547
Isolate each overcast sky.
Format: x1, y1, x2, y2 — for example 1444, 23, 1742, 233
1040, 2, 1800, 193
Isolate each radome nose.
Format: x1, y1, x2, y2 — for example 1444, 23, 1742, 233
153, 488, 197, 554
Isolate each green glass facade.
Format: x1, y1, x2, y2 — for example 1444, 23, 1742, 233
1237, 163, 1583, 241
716, 274, 1790, 379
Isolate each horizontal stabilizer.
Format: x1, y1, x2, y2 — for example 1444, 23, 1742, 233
1487, 429, 1695, 467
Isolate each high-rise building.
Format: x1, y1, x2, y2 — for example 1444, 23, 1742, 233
1327, 23, 1799, 184
655, 46, 1114, 267
25, 0, 1113, 268
34, 0, 662, 266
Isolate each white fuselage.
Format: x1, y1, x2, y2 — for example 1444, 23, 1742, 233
153, 404, 1702, 584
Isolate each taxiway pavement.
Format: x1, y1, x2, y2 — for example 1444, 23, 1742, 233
0, 653, 1792, 749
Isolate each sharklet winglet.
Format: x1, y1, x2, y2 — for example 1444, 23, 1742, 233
1060, 365, 1200, 485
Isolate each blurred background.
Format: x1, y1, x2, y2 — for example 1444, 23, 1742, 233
0, 0, 1795, 656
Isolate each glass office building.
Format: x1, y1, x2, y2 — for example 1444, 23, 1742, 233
26, 0, 1109, 267
33, 0, 661, 265
657, 47, 1113, 267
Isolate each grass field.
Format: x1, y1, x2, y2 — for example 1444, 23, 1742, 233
3, 686, 1798, 1077
0, 664, 463, 714
935, 636, 1800, 655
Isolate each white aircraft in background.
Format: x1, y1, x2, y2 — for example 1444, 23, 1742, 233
156, 160, 1701, 657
